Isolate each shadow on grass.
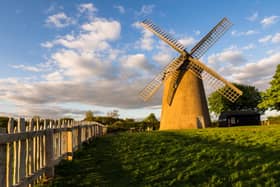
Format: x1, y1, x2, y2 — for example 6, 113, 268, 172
45, 137, 136, 187
44, 129, 280, 186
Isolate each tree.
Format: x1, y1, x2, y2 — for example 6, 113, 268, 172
208, 83, 262, 115
84, 110, 94, 121
143, 113, 158, 123
258, 64, 280, 111
143, 113, 160, 130
107, 110, 120, 119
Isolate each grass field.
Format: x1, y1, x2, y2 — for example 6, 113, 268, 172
44, 125, 280, 186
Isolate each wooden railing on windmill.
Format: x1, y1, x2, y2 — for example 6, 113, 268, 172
0, 117, 107, 187
139, 17, 243, 130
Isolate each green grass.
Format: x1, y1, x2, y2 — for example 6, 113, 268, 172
44, 125, 280, 186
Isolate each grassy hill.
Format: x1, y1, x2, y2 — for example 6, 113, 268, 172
44, 125, 280, 186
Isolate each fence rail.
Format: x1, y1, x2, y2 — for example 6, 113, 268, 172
0, 118, 107, 187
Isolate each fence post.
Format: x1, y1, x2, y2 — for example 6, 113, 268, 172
36, 119, 41, 173
0, 129, 7, 187
30, 119, 35, 179
0, 146, 7, 186
43, 120, 47, 169
14, 120, 19, 184
45, 127, 54, 178
103, 126, 107, 136
19, 118, 26, 183
77, 125, 82, 147
7, 118, 14, 187
66, 121, 74, 160
67, 125, 73, 160
85, 125, 89, 141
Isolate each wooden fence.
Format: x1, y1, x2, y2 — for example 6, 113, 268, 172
0, 118, 107, 187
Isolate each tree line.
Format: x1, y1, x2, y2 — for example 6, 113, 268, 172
83, 110, 160, 133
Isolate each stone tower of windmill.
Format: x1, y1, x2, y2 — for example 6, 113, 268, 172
139, 18, 243, 130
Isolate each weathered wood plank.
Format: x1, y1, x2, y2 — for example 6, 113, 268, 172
19, 118, 26, 183
45, 129, 54, 178
7, 118, 15, 187
0, 142, 7, 187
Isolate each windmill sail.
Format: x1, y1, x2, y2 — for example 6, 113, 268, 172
166, 17, 233, 105
139, 56, 185, 101
188, 58, 242, 102
190, 17, 233, 59
139, 17, 241, 104
141, 19, 186, 54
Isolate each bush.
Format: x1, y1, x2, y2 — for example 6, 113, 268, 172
106, 120, 159, 134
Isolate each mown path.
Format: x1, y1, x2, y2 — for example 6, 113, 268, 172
43, 125, 280, 186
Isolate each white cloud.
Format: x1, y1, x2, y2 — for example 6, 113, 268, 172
52, 49, 117, 80
231, 53, 280, 90
271, 33, 280, 43
206, 52, 280, 91
266, 49, 278, 55
78, 3, 97, 14
11, 64, 43, 72
208, 49, 246, 66
15, 104, 97, 119
258, 33, 280, 44
152, 53, 172, 66
132, 21, 141, 29
0, 77, 159, 110
151, 41, 175, 66
77, 3, 97, 20
244, 30, 258, 35
231, 30, 258, 36
194, 30, 201, 35
43, 71, 64, 82
45, 12, 75, 28
261, 16, 279, 27
45, 3, 64, 14
44, 18, 121, 51
258, 35, 272, 43
178, 36, 195, 48
246, 12, 258, 21
0, 7, 168, 118
242, 44, 255, 50
136, 5, 155, 16
41, 41, 54, 48
133, 22, 154, 51
259, 35, 272, 43
121, 54, 154, 74
139, 30, 154, 51
114, 5, 125, 14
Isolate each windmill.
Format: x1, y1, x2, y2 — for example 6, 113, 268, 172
139, 17, 243, 130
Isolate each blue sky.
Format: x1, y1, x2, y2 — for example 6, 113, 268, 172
0, 0, 279, 119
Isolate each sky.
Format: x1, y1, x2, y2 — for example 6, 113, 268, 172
0, 0, 279, 120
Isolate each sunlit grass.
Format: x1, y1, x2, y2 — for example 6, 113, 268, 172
44, 125, 280, 186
